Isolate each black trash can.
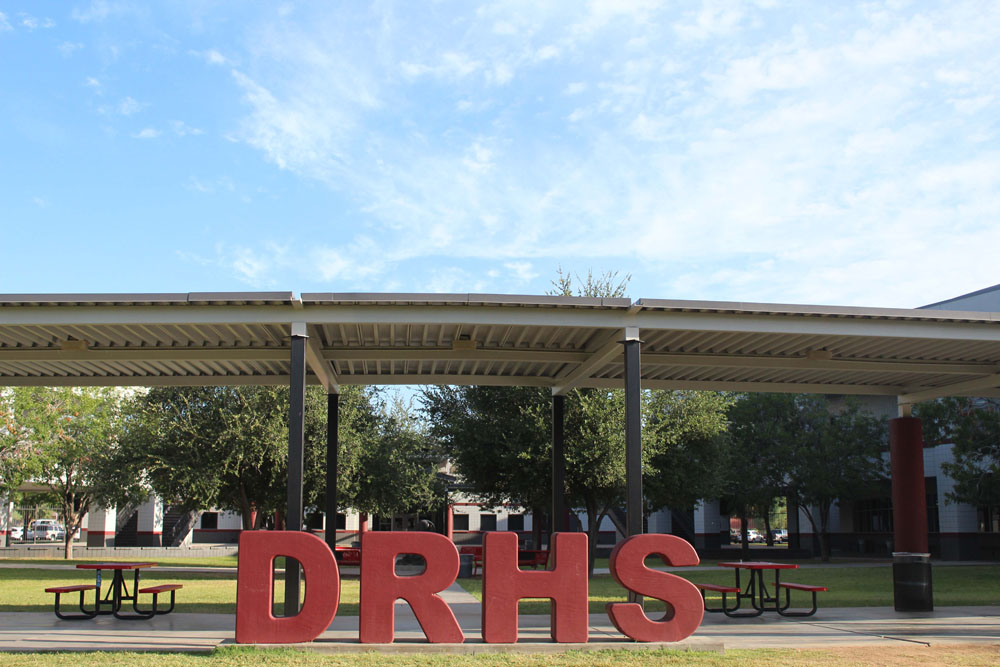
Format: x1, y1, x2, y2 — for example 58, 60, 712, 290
892, 552, 933, 612
458, 554, 475, 579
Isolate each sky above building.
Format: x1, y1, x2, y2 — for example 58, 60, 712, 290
1, 1, 998, 308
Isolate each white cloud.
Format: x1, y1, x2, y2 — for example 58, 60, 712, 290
192, 49, 230, 66
231, 246, 272, 284
222, 0, 1000, 307
71, 1, 128, 23
0, 12, 11, 31
401, 52, 483, 80
84, 77, 101, 88
19, 14, 55, 31
504, 261, 538, 283
118, 96, 143, 115
536, 45, 560, 60
58, 42, 84, 56
132, 128, 160, 139
170, 120, 203, 137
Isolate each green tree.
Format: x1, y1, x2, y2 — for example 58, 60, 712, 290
347, 397, 444, 517
916, 397, 1000, 508
122, 386, 288, 529
643, 390, 733, 524
124, 385, 440, 531
724, 393, 801, 552
422, 384, 551, 518
8, 387, 133, 558
1, 391, 42, 496
784, 395, 888, 561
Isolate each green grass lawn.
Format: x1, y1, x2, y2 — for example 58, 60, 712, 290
458, 564, 1000, 615
0, 567, 360, 615
5, 561, 999, 616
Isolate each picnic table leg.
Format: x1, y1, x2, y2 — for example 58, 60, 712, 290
722, 568, 762, 618
129, 569, 142, 613
113, 570, 155, 620
94, 569, 113, 614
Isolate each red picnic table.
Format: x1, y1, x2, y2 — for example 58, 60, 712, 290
45, 562, 181, 621
710, 561, 798, 617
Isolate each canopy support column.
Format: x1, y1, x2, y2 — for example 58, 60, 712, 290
890, 413, 933, 611
623, 327, 643, 603
552, 394, 567, 534
326, 392, 339, 552
284, 324, 307, 616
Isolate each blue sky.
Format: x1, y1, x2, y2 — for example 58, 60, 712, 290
1, 1, 998, 308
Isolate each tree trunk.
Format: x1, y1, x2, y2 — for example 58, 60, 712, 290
238, 483, 254, 530
740, 513, 750, 557
764, 512, 774, 547
584, 504, 604, 578
818, 503, 831, 562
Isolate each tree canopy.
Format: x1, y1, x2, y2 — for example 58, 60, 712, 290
916, 396, 1000, 508
725, 393, 887, 560
121, 385, 442, 530
6, 387, 132, 557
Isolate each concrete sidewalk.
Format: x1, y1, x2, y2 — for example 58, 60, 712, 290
2, 581, 998, 654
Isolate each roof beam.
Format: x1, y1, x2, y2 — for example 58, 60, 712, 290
305, 326, 340, 394
634, 310, 1000, 343
641, 353, 998, 376
338, 374, 554, 387
0, 374, 298, 387
897, 373, 1000, 405
551, 331, 623, 396
587, 377, 906, 396
325, 349, 589, 363
0, 348, 288, 362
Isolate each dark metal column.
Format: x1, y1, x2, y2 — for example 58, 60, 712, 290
325, 392, 339, 552
623, 329, 642, 538
284, 329, 307, 616
623, 328, 642, 603
551, 394, 567, 534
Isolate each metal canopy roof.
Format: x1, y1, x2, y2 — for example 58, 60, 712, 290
2, 292, 1000, 406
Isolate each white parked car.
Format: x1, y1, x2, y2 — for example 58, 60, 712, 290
9, 526, 24, 541
26, 519, 65, 541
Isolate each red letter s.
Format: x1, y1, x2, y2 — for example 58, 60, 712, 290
606, 534, 703, 642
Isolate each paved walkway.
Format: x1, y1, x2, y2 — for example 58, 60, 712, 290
2, 580, 998, 653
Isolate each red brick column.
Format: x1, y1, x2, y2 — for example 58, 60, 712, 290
890, 417, 928, 554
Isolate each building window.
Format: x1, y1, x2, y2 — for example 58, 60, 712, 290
201, 512, 218, 530
507, 514, 525, 531
336, 513, 346, 529
453, 514, 469, 531
925, 477, 940, 533
979, 506, 1000, 533
853, 496, 892, 533
480, 514, 497, 531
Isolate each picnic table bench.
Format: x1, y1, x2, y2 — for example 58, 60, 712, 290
459, 546, 550, 575
334, 546, 362, 565
775, 581, 828, 617
44, 584, 99, 620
